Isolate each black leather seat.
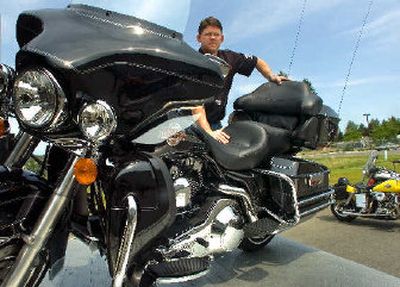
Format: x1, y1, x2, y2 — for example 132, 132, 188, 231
198, 121, 291, 171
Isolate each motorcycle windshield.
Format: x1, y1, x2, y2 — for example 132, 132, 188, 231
363, 150, 378, 176
132, 108, 198, 145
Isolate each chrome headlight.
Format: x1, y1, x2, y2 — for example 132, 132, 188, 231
79, 101, 117, 142
13, 68, 67, 128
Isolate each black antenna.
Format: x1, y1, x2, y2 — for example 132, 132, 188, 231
337, 0, 374, 117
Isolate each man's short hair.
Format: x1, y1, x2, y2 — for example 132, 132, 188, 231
198, 16, 223, 34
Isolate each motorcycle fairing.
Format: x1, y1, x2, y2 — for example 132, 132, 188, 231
16, 4, 222, 88
15, 4, 224, 135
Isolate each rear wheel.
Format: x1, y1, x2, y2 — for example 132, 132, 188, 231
239, 234, 275, 252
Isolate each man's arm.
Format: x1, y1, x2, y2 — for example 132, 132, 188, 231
192, 106, 230, 144
255, 58, 288, 85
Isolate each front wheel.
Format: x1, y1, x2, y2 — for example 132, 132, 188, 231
0, 240, 49, 287
330, 202, 357, 222
0, 175, 50, 286
239, 234, 275, 252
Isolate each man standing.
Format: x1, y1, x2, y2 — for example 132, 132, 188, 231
194, 16, 288, 144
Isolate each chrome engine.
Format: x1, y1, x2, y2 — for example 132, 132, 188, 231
160, 199, 244, 259
371, 192, 400, 218
174, 177, 192, 208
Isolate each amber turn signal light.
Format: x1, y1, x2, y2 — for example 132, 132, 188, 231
73, 158, 98, 185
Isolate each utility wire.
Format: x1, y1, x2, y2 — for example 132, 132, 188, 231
337, 0, 374, 117
287, 0, 307, 77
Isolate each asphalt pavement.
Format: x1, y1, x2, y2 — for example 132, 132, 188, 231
282, 207, 400, 278
40, 234, 400, 287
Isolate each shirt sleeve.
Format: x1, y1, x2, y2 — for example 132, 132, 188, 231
234, 52, 258, 77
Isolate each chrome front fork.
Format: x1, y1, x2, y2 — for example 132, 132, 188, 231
2, 132, 80, 287
3, 131, 40, 168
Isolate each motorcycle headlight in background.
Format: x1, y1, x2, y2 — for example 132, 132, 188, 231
13, 68, 67, 129
79, 100, 117, 142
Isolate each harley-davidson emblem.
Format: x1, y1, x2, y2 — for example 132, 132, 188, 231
307, 174, 324, 187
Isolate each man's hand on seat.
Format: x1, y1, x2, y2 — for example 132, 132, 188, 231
269, 74, 289, 85
210, 129, 230, 144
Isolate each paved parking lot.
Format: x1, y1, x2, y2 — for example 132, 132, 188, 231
40, 232, 400, 287
283, 207, 400, 278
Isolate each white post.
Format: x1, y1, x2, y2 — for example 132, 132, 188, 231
384, 150, 388, 161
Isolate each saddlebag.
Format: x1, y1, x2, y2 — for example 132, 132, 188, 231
267, 156, 331, 216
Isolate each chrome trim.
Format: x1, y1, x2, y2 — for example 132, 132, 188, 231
253, 170, 333, 235
45, 137, 91, 157
156, 269, 209, 284
298, 189, 335, 207
13, 68, 68, 130
160, 199, 242, 259
3, 132, 40, 168
254, 169, 300, 225
112, 195, 138, 287
3, 156, 79, 286
342, 211, 396, 217
78, 100, 117, 142
218, 184, 258, 223
300, 201, 332, 217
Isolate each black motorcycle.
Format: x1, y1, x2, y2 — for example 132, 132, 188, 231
0, 4, 338, 287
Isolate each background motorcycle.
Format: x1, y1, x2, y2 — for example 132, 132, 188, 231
0, 4, 337, 287
331, 150, 400, 221
0, 64, 15, 164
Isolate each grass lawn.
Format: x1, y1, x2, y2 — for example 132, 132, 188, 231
301, 150, 400, 185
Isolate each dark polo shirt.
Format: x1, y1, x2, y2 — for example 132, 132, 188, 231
199, 48, 257, 124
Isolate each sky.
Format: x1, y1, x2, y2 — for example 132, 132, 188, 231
1, 0, 399, 132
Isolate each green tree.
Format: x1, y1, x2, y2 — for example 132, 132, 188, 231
343, 121, 362, 141
369, 117, 400, 143
302, 78, 318, 95
277, 71, 318, 95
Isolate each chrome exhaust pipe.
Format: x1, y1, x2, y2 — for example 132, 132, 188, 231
218, 184, 258, 222
342, 211, 394, 218
298, 189, 335, 207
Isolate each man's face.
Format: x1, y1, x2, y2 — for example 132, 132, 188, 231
197, 26, 224, 55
